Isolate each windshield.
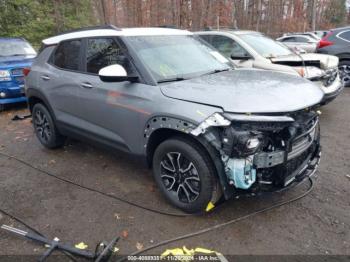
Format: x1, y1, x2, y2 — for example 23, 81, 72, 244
0, 39, 36, 57
126, 35, 231, 82
240, 34, 293, 58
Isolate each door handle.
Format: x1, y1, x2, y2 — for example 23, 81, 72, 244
81, 82, 93, 89
41, 75, 50, 81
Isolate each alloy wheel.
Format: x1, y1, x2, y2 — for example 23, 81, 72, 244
34, 109, 51, 142
160, 152, 200, 203
339, 65, 350, 86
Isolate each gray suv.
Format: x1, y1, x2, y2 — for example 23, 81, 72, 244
26, 26, 323, 213
316, 26, 350, 86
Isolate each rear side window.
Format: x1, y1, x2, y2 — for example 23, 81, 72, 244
53, 40, 81, 71
295, 36, 309, 43
338, 30, 350, 42
198, 35, 211, 44
281, 37, 295, 42
86, 38, 132, 74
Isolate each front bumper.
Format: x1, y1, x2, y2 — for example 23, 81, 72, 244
231, 118, 321, 197
321, 82, 344, 105
0, 96, 27, 105
0, 83, 27, 105
314, 75, 343, 105
234, 141, 321, 197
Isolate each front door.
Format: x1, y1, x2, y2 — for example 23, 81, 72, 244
76, 37, 147, 152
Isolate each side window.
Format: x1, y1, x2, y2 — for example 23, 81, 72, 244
295, 37, 309, 43
53, 40, 81, 71
198, 35, 211, 44
211, 35, 248, 58
338, 31, 350, 42
281, 37, 295, 42
86, 38, 133, 74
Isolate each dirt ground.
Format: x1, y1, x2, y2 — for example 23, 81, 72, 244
0, 90, 349, 261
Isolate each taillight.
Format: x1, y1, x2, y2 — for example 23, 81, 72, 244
23, 68, 31, 76
317, 31, 334, 49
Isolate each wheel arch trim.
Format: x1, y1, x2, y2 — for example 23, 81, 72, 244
143, 115, 233, 199
26, 88, 56, 121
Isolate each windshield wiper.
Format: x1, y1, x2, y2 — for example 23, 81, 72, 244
201, 68, 230, 76
157, 77, 186, 83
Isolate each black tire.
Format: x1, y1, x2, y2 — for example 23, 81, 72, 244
338, 60, 350, 87
32, 103, 65, 149
152, 137, 221, 213
0, 104, 4, 112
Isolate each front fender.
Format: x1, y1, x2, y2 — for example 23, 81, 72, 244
143, 115, 233, 200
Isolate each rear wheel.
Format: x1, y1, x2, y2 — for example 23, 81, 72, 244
338, 60, 350, 87
152, 137, 221, 213
32, 103, 65, 149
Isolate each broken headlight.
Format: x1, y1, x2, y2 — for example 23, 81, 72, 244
222, 127, 262, 157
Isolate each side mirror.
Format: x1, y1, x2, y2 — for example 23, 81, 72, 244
230, 54, 251, 61
98, 64, 138, 82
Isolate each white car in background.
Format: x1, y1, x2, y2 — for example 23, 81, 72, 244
276, 34, 318, 53
196, 30, 343, 105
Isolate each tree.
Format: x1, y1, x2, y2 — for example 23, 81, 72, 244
0, 0, 96, 48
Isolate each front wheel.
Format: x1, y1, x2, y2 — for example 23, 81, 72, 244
338, 61, 350, 87
32, 103, 66, 149
152, 137, 221, 213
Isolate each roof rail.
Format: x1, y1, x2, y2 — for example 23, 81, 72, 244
157, 25, 178, 29
203, 26, 238, 31
55, 24, 121, 36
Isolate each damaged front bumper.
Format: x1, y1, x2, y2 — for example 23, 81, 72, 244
191, 111, 322, 199
311, 69, 343, 105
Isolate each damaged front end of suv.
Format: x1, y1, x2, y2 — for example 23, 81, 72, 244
190, 110, 321, 198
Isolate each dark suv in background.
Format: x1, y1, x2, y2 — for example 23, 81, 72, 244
317, 26, 350, 86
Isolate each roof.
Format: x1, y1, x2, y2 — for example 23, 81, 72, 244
330, 25, 350, 32
43, 27, 192, 45
0, 37, 26, 42
195, 30, 262, 36
277, 34, 314, 39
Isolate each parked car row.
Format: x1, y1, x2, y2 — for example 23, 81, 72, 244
277, 27, 350, 87
196, 30, 342, 104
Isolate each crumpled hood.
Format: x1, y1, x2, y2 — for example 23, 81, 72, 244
270, 53, 338, 70
160, 69, 324, 113
0, 55, 35, 69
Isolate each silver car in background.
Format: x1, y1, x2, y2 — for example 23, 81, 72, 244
196, 30, 343, 104
276, 34, 319, 53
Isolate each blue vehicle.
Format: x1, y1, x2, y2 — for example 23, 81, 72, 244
0, 37, 36, 111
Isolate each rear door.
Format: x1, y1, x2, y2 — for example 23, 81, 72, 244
44, 39, 85, 128
279, 36, 297, 50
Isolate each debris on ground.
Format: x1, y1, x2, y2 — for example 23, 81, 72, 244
136, 242, 143, 251
75, 242, 88, 250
